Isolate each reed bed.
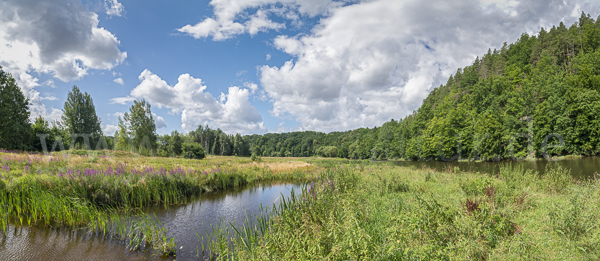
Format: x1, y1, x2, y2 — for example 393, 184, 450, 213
0, 150, 320, 257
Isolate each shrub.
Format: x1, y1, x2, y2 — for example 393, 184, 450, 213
459, 176, 493, 196
499, 164, 537, 190
182, 142, 205, 159
542, 163, 571, 193
548, 190, 596, 240
251, 153, 261, 162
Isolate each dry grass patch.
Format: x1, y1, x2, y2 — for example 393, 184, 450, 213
245, 161, 315, 173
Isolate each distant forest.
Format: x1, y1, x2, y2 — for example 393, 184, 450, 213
246, 12, 600, 161
1, 12, 599, 161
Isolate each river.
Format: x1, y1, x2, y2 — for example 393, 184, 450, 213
389, 155, 600, 180
0, 183, 301, 261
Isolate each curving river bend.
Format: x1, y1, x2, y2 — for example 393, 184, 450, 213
0, 183, 301, 261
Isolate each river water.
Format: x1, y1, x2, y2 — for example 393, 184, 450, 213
0, 183, 301, 261
389, 156, 600, 180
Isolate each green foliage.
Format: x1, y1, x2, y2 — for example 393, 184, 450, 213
498, 164, 538, 190
549, 190, 597, 241
542, 164, 572, 193
0, 67, 31, 151
61, 86, 103, 149
182, 142, 205, 159
460, 176, 494, 196
241, 13, 600, 162
124, 100, 157, 154
189, 125, 251, 157
316, 146, 338, 157
31, 116, 51, 151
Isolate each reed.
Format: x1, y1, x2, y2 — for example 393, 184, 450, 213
0, 150, 321, 257
201, 162, 600, 260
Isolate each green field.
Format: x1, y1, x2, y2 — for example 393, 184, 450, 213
1, 150, 599, 260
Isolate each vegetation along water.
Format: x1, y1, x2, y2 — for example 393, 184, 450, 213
1, 8, 600, 261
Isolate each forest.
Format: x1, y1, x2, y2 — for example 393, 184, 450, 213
1, 12, 600, 162
248, 12, 600, 161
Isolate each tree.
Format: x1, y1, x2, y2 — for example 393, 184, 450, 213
31, 116, 53, 152
0, 67, 31, 151
183, 142, 205, 159
115, 116, 130, 151
233, 133, 250, 156
62, 86, 103, 149
168, 130, 183, 156
124, 100, 157, 154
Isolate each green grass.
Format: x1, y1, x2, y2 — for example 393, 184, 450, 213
0, 150, 320, 256
2, 150, 599, 260
205, 162, 600, 260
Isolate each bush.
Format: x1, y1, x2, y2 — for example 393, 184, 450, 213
182, 142, 205, 159
251, 153, 261, 162
549, 190, 596, 240
459, 176, 493, 196
316, 146, 338, 158
499, 164, 538, 190
542, 163, 571, 193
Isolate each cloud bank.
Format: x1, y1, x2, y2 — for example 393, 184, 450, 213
177, 0, 341, 40
0, 0, 126, 121
113, 70, 266, 134
182, 0, 600, 132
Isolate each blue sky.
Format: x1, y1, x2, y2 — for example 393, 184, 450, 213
1, 0, 599, 135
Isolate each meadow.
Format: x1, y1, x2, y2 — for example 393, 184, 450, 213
0, 149, 319, 256
1, 149, 599, 260
207, 161, 600, 260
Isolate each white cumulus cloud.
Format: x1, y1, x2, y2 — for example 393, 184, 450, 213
114, 70, 266, 134
180, 0, 600, 132
152, 113, 168, 129
114, 77, 125, 85
103, 124, 118, 135
0, 0, 126, 122
255, 0, 600, 132
177, 0, 341, 40
105, 0, 125, 17
110, 97, 135, 105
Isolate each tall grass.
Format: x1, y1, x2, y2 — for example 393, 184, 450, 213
201, 162, 600, 260
0, 151, 320, 257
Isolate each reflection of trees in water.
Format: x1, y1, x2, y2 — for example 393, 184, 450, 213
1, 224, 160, 260
1, 183, 303, 261
390, 156, 600, 179
202, 181, 302, 200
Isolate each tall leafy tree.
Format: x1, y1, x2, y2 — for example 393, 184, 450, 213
115, 116, 130, 151
31, 116, 53, 152
124, 100, 157, 154
0, 67, 31, 150
168, 130, 183, 156
62, 86, 103, 149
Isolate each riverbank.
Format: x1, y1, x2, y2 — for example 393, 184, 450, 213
210, 162, 600, 260
2, 151, 598, 259
0, 151, 320, 256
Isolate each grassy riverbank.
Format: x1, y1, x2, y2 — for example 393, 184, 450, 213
212, 162, 600, 260
0, 150, 319, 256
2, 150, 598, 260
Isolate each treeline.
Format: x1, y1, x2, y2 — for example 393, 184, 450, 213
0, 65, 251, 158
3, 12, 600, 161
247, 12, 600, 161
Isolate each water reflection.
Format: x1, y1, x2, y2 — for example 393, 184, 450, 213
149, 182, 301, 260
0, 182, 301, 261
390, 156, 600, 179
